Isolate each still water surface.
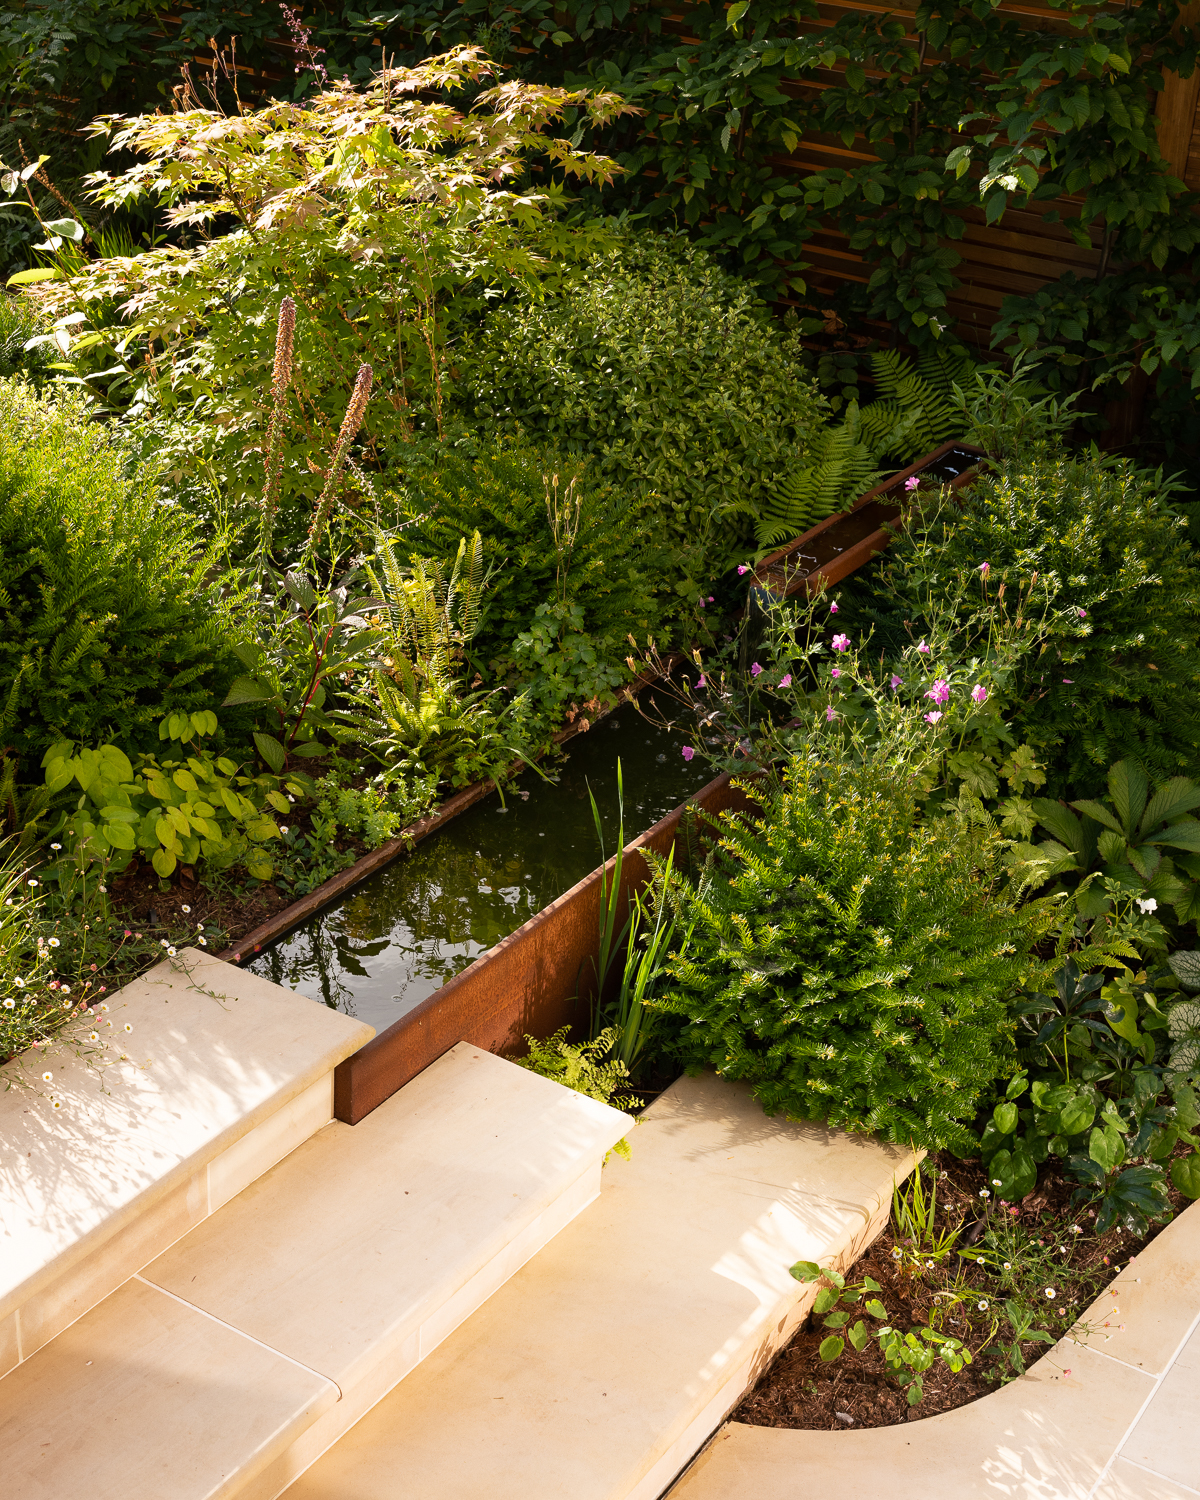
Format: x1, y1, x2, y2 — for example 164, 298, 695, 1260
249, 697, 710, 1034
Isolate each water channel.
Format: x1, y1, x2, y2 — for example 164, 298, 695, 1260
249, 695, 711, 1035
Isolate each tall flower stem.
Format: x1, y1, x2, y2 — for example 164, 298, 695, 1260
260, 295, 296, 562
305, 362, 373, 563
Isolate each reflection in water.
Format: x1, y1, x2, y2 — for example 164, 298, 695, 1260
249, 697, 711, 1035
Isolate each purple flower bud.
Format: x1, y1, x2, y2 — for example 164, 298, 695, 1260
697, 599, 705, 609
738, 564, 750, 576
890, 674, 903, 690
779, 674, 792, 688
979, 562, 990, 578
750, 662, 763, 677
831, 634, 850, 653
697, 674, 706, 688
1078, 608, 1087, 618
830, 601, 839, 614
681, 745, 695, 761
708, 595, 715, 603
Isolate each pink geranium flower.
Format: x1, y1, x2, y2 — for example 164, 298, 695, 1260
779, 674, 792, 688
925, 711, 943, 724
750, 662, 763, 677
925, 679, 950, 705
738, 564, 750, 575
831, 634, 850, 653
916, 639, 930, 654
829, 601, 839, 614
971, 684, 988, 704
825, 705, 837, 722
890, 674, 903, 690
682, 746, 695, 761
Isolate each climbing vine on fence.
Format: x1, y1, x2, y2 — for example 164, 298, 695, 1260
3, 1, 1200, 369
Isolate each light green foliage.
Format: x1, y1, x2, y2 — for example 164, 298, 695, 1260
865, 449, 1200, 795
223, 569, 381, 774
0, 377, 239, 763
789, 1260, 970, 1406
390, 445, 664, 713
1011, 760, 1200, 926
457, 231, 825, 583
0, 295, 58, 382
511, 1026, 638, 1157
44, 713, 287, 881
655, 755, 1055, 1151
31, 51, 631, 539
344, 528, 537, 790
952, 358, 1082, 465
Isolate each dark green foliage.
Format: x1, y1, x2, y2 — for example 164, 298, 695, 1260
455, 232, 825, 584
656, 755, 1051, 1151
0, 378, 240, 766
0, 295, 57, 383
386, 443, 666, 709
869, 452, 1200, 795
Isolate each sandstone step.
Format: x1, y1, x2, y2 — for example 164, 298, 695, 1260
0, 1043, 632, 1500
0, 949, 372, 1376
280, 1071, 918, 1500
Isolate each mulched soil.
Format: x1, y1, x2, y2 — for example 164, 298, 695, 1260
736, 1149, 1187, 1431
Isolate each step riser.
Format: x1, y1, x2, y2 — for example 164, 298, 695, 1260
4, 1070, 334, 1376
239, 1163, 604, 1500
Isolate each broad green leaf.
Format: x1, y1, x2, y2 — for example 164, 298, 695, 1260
1170, 1151, 1200, 1199
818, 1335, 845, 1362
223, 675, 276, 708
1089, 1123, 1126, 1172
848, 1319, 870, 1352
864, 1298, 888, 1320
789, 1260, 822, 1283
172, 769, 199, 793
254, 733, 286, 774
152, 846, 177, 877
813, 1287, 840, 1313
1058, 1095, 1096, 1136
993, 1101, 1018, 1135
103, 821, 137, 850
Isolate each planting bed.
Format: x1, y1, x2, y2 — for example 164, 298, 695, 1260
735, 1149, 1190, 1433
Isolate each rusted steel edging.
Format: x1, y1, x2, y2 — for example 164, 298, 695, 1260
754, 439, 987, 600
217, 661, 676, 966
333, 770, 757, 1125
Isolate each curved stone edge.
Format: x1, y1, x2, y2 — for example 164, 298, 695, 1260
667, 1198, 1200, 1500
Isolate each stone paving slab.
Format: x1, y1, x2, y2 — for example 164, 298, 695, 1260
669, 1199, 1200, 1500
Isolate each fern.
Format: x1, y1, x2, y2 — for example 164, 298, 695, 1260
861, 346, 972, 461
757, 403, 885, 548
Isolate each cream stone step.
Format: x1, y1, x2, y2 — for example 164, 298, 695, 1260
281, 1072, 918, 1500
0, 949, 372, 1377
0, 1043, 632, 1500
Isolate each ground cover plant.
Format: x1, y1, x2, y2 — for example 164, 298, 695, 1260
736, 1151, 1188, 1428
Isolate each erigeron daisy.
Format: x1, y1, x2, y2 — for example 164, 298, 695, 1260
1045, 1288, 1057, 1300
166, 946, 177, 957
41, 1071, 52, 1083
51, 1099, 63, 1110
2, 998, 13, 1009
48, 937, 59, 948
181, 905, 191, 914
979, 1189, 990, 1199
123, 1023, 132, 1033
977, 1300, 989, 1311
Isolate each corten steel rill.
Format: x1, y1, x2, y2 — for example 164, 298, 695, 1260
332, 772, 755, 1124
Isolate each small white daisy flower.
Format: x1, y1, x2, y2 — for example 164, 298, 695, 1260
181, 905, 191, 914
977, 1300, 989, 1311
166, 946, 176, 957
41, 1071, 52, 1082
1045, 1288, 1057, 1300
48, 937, 59, 948
197, 936, 207, 946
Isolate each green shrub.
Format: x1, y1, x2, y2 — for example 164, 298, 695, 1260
34, 54, 629, 548
0, 379, 240, 766
655, 755, 1054, 1151
456, 232, 826, 586
388, 445, 666, 713
0, 295, 58, 383
853, 451, 1200, 795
